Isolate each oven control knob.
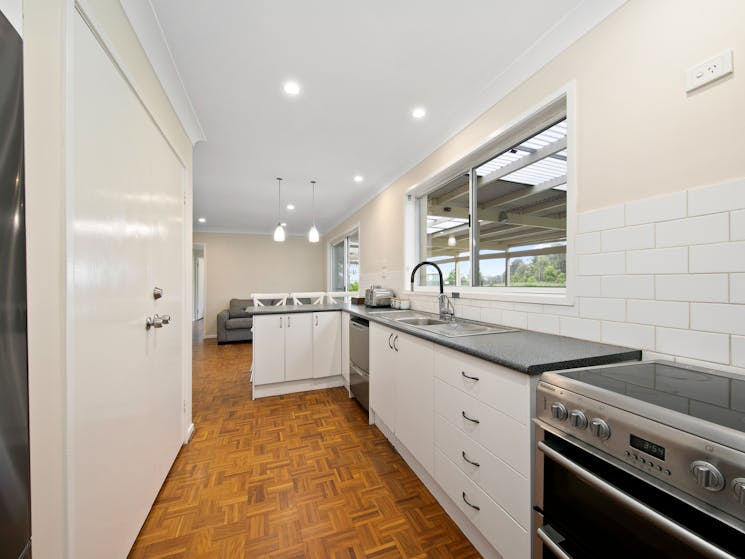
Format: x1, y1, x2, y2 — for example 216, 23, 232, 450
569, 410, 588, 429
550, 402, 568, 421
589, 418, 611, 440
731, 478, 745, 504
690, 461, 725, 492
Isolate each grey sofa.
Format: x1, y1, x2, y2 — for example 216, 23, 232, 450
216, 298, 254, 344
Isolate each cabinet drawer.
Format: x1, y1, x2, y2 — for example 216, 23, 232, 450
435, 449, 529, 559
435, 414, 529, 529
434, 345, 529, 425
435, 379, 529, 475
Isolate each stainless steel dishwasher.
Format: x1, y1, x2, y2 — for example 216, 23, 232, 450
349, 316, 369, 411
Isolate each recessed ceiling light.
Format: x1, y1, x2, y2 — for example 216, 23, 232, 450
286, 204, 295, 210
197, 217, 206, 223
412, 107, 427, 119
283, 81, 300, 96
354, 175, 364, 183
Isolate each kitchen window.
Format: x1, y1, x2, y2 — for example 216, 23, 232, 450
329, 228, 359, 292
414, 94, 571, 298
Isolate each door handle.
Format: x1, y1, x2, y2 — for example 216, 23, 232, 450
461, 451, 480, 467
461, 411, 480, 424
536, 527, 574, 559
145, 316, 163, 330
461, 491, 480, 511
155, 313, 171, 325
388, 333, 393, 349
461, 371, 479, 381
393, 335, 399, 352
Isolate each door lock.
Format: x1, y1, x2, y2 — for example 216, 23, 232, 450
146, 314, 172, 330
153, 287, 163, 300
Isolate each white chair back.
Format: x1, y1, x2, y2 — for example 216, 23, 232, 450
326, 291, 357, 304
290, 292, 326, 305
251, 293, 288, 307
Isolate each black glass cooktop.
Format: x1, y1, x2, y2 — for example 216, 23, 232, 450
558, 361, 745, 434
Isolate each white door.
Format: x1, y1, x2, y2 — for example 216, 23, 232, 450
312, 312, 341, 378
395, 332, 435, 474
70, 13, 185, 559
369, 323, 396, 431
252, 315, 286, 385
285, 313, 313, 381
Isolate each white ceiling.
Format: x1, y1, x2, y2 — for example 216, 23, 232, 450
130, 0, 624, 236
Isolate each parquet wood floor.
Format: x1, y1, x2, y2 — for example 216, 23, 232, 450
128, 330, 480, 559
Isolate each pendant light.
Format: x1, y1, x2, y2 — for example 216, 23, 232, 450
308, 179, 319, 243
273, 177, 286, 242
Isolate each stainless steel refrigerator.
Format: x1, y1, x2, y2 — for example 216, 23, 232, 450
0, 10, 30, 559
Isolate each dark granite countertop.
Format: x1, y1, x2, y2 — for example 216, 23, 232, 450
245, 303, 641, 374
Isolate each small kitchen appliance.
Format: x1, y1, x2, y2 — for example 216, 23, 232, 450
364, 285, 394, 308
533, 360, 745, 558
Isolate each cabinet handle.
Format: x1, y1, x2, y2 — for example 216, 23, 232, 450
288, 316, 291, 327
280, 316, 283, 328
461, 371, 479, 382
462, 491, 480, 511
388, 333, 394, 349
315, 314, 318, 326
461, 411, 480, 424
461, 451, 480, 467
393, 335, 399, 352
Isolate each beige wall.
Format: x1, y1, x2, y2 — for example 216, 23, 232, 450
323, 0, 745, 289
24, 0, 193, 556
194, 232, 326, 336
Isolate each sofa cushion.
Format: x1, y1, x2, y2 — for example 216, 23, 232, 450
225, 317, 253, 330
229, 298, 253, 318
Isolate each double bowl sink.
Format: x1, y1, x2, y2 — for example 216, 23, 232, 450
369, 309, 518, 338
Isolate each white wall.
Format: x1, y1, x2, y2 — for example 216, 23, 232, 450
194, 232, 326, 336
0, 0, 22, 35
323, 0, 745, 373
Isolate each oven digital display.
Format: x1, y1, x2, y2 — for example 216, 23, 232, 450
630, 434, 665, 460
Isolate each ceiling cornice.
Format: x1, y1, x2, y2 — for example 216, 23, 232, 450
119, 0, 206, 145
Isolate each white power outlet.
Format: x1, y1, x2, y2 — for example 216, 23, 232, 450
686, 49, 734, 93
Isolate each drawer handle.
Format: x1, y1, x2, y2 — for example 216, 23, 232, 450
461, 411, 480, 424
461, 451, 480, 467
393, 335, 399, 352
462, 491, 480, 511
388, 333, 394, 349
461, 371, 480, 381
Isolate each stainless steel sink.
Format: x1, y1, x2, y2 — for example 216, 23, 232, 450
396, 317, 448, 326
429, 321, 518, 337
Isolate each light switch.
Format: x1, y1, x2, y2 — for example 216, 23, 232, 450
686, 49, 734, 93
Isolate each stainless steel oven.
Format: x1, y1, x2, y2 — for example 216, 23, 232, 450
349, 316, 369, 411
534, 361, 745, 559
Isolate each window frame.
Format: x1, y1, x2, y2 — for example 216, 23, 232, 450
405, 85, 576, 306
327, 225, 360, 293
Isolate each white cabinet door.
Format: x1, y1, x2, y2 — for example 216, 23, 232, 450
252, 315, 285, 385
394, 331, 435, 474
285, 313, 313, 381
312, 312, 341, 378
369, 323, 396, 431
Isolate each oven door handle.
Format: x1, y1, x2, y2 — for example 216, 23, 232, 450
536, 526, 573, 559
537, 441, 738, 559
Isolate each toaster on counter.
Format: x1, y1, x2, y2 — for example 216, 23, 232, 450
364, 286, 394, 307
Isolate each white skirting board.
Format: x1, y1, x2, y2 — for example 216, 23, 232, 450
185, 423, 195, 443
252, 375, 345, 399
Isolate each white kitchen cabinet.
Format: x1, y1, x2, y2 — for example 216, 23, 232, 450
340, 312, 350, 390
284, 313, 313, 381
312, 311, 341, 378
369, 322, 435, 474
252, 314, 287, 385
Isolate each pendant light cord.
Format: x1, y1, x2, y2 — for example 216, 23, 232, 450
276, 177, 282, 223
311, 180, 316, 226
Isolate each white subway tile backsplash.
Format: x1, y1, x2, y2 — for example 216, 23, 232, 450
527, 313, 560, 334
731, 209, 745, 241
578, 252, 626, 276
627, 247, 688, 274
575, 232, 601, 254
601, 224, 654, 252
656, 274, 728, 303
481, 308, 504, 325
655, 213, 729, 248
580, 298, 626, 321
731, 274, 745, 304
514, 302, 543, 313
625, 191, 686, 225
690, 242, 745, 273
691, 303, 745, 335
577, 204, 625, 233
656, 328, 730, 364
627, 300, 689, 328
560, 317, 601, 341
459, 305, 482, 321
688, 178, 745, 216
574, 276, 602, 297
602, 321, 655, 350
543, 304, 579, 317
733, 336, 745, 368
501, 310, 528, 329
601, 275, 654, 299
642, 350, 675, 361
